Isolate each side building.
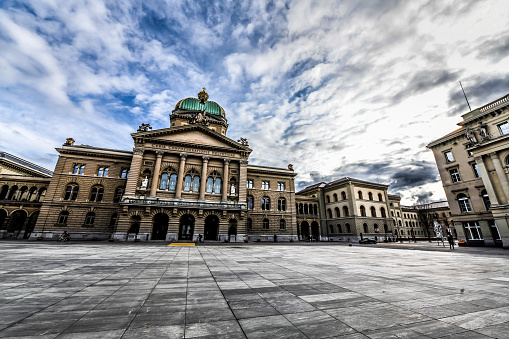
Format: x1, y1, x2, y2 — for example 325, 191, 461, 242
427, 93, 509, 248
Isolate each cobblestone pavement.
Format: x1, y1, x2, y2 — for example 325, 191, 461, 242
0, 241, 508, 338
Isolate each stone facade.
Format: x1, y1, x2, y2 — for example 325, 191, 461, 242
428, 93, 509, 248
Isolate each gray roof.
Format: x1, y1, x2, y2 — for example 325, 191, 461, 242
0, 152, 53, 177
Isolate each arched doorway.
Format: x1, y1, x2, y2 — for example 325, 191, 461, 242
204, 215, 219, 241
24, 212, 39, 239
301, 221, 310, 241
0, 209, 7, 229
152, 213, 169, 240
311, 221, 319, 241
228, 219, 237, 242
8, 210, 27, 237
129, 216, 141, 234
179, 214, 195, 240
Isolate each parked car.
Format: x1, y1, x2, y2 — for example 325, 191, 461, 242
359, 238, 377, 244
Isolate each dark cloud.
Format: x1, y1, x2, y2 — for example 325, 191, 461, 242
389, 162, 439, 190
447, 75, 509, 116
476, 34, 509, 62
413, 191, 434, 204
392, 70, 461, 104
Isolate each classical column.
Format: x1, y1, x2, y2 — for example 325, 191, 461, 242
489, 152, 509, 204
125, 148, 144, 197
222, 159, 230, 202
150, 151, 163, 197
475, 156, 499, 205
199, 157, 209, 201
238, 160, 248, 204
175, 154, 187, 199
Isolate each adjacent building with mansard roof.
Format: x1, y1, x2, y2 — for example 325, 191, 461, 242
428, 93, 509, 248
29, 89, 298, 242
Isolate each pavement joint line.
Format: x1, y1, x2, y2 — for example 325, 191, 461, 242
119, 246, 177, 339
168, 243, 195, 246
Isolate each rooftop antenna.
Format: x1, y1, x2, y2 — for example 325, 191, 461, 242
459, 81, 471, 112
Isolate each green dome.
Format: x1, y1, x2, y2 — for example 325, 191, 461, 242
175, 97, 225, 117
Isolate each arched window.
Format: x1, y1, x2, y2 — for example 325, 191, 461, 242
327, 208, 332, 218
314, 204, 318, 215
214, 177, 222, 194
27, 187, 38, 201
64, 184, 79, 201
481, 190, 491, 210
278, 198, 286, 211
384, 224, 388, 233
337, 224, 342, 233
183, 170, 200, 193
97, 167, 109, 177
378, 193, 383, 201
360, 206, 366, 217
247, 195, 254, 209
247, 218, 253, 229
326, 195, 330, 203
37, 187, 47, 202
457, 194, 472, 213
113, 187, 124, 203
159, 173, 168, 190
304, 204, 309, 214
298, 203, 303, 214
333, 193, 338, 202
0, 185, 8, 200
121, 168, 129, 178
380, 207, 386, 218
358, 191, 363, 199
57, 211, 69, 225
335, 207, 340, 218
280, 219, 286, 230
8, 185, 18, 200
345, 223, 351, 233
90, 186, 104, 202
368, 192, 373, 200
329, 225, 334, 233
263, 218, 269, 229
85, 212, 95, 226
363, 223, 368, 233
341, 191, 346, 200
262, 197, 270, 210
405, 221, 409, 227
370, 206, 376, 217
398, 220, 402, 226
343, 206, 349, 217
17, 186, 28, 201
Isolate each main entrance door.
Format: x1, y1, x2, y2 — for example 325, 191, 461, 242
152, 213, 169, 240
301, 221, 310, 241
204, 215, 219, 241
179, 214, 195, 240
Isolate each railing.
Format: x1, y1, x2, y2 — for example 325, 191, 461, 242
122, 198, 246, 210
480, 96, 509, 112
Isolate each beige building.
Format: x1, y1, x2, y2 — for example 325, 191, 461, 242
29, 89, 298, 242
428, 93, 509, 248
0, 152, 51, 239
296, 178, 395, 242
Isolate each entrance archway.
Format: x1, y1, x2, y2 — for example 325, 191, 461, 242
152, 213, 169, 240
228, 219, 237, 242
179, 214, 195, 240
8, 210, 27, 237
311, 221, 319, 241
301, 221, 310, 241
0, 209, 7, 229
24, 212, 39, 239
204, 215, 219, 241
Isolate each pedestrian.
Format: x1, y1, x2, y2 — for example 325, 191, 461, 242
447, 233, 455, 249
198, 234, 203, 243
408, 236, 410, 243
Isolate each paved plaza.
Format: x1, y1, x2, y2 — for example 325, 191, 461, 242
0, 242, 508, 339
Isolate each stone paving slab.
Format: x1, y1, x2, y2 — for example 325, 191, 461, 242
0, 241, 507, 338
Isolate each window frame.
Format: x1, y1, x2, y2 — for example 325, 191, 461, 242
444, 150, 455, 163
449, 168, 461, 183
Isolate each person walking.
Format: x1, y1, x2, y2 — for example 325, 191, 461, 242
447, 233, 455, 249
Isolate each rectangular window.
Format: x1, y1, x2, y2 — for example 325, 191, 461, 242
498, 122, 509, 135
79, 165, 85, 175
262, 181, 270, 190
472, 164, 481, 178
97, 167, 109, 177
444, 151, 454, 163
449, 168, 461, 183
121, 169, 130, 178
277, 182, 285, 191
463, 221, 483, 240
246, 179, 253, 188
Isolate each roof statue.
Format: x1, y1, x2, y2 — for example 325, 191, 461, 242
237, 137, 249, 146
64, 138, 75, 145
138, 123, 152, 132
198, 87, 209, 104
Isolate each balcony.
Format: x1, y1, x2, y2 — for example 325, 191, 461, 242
122, 198, 246, 210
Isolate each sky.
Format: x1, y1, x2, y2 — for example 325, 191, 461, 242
1, 0, 509, 205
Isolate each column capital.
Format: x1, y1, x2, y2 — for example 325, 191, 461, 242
240, 160, 248, 166
474, 156, 484, 164
180, 153, 187, 160
202, 156, 210, 163
156, 151, 163, 158
488, 152, 499, 160
224, 159, 230, 165
133, 148, 145, 155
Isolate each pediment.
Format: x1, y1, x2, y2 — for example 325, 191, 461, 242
132, 125, 251, 152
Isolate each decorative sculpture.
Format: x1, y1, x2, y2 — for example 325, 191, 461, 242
288, 164, 294, 170
65, 138, 75, 145
238, 138, 249, 146
465, 128, 477, 144
141, 176, 149, 188
198, 87, 209, 104
478, 122, 489, 140
138, 123, 152, 132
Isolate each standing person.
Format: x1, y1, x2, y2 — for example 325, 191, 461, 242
447, 233, 455, 249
